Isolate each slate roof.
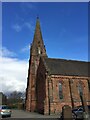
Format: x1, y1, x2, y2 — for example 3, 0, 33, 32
44, 58, 90, 77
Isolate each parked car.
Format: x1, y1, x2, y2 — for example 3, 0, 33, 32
88, 105, 90, 111
72, 105, 90, 119
60, 105, 90, 119
72, 107, 83, 119
0, 105, 12, 118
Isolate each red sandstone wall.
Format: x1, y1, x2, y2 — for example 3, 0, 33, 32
36, 58, 46, 114
27, 55, 90, 115
47, 75, 90, 114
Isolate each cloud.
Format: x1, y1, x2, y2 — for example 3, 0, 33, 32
12, 22, 34, 32
0, 47, 16, 57
12, 24, 22, 32
24, 22, 34, 31
0, 47, 28, 93
21, 44, 30, 52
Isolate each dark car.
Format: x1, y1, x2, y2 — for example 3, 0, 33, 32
60, 105, 90, 119
88, 105, 90, 111
72, 105, 90, 119
0, 105, 12, 118
72, 107, 83, 119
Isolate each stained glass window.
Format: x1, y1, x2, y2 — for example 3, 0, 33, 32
59, 82, 63, 100
78, 81, 83, 96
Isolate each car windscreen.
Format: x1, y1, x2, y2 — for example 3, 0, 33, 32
78, 108, 83, 111
72, 108, 78, 111
88, 106, 90, 108
2, 106, 10, 109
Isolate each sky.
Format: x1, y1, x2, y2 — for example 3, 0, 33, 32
1, 2, 88, 93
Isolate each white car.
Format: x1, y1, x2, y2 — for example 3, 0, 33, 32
0, 105, 12, 118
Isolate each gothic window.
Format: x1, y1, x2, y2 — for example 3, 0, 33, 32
78, 81, 83, 96
38, 47, 41, 55
41, 51, 42, 54
38, 41, 40, 44
59, 82, 63, 100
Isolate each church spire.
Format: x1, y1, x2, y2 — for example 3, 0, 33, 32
31, 17, 47, 57
26, 18, 47, 112
34, 16, 42, 41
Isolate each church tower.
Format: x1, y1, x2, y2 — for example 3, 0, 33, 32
25, 17, 47, 112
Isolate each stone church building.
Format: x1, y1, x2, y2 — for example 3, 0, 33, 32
25, 18, 90, 115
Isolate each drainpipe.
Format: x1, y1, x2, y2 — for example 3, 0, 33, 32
78, 81, 89, 119
48, 76, 50, 115
69, 79, 74, 109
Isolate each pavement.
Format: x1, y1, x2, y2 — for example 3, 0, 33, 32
1, 109, 60, 119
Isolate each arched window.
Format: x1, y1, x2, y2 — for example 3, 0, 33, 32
59, 82, 63, 100
78, 81, 83, 96
38, 47, 41, 55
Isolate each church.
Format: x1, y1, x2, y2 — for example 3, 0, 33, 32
25, 17, 90, 115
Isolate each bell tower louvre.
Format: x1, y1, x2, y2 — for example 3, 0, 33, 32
25, 17, 47, 112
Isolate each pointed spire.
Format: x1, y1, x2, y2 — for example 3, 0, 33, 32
33, 16, 42, 43
30, 17, 47, 57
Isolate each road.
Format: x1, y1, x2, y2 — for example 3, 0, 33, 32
1, 109, 60, 119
